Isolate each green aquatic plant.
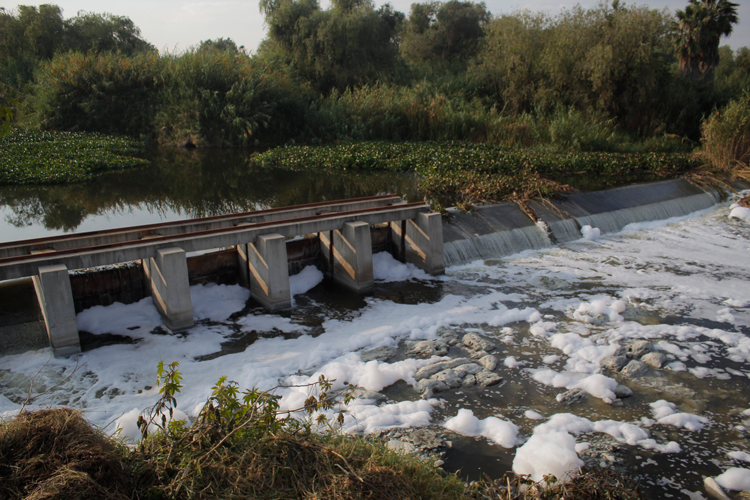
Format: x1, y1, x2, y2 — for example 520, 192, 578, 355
0, 129, 148, 185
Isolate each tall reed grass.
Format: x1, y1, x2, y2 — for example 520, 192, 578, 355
700, 91, 750, 178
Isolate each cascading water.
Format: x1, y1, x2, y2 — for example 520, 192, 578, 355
443, 179, 734, 266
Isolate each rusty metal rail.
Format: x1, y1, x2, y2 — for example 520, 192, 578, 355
0, 200, 430, 281
0, 194, 404, 259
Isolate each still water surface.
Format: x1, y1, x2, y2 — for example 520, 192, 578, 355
0, 148, 419, 242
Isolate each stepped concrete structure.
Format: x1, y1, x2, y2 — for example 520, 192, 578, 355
0, 196, 444, 357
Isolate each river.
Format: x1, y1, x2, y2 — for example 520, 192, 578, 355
0, 150, 749, 498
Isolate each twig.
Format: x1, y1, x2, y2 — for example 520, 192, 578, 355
21, 357, 84, 410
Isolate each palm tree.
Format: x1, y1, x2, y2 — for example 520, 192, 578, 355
676, 0, 739, 81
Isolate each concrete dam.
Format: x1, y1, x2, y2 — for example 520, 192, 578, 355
0, 178, 747, 357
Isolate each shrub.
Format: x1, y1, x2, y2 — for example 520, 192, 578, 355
156, 51, 310, 147
700, 90, 750, 177
27, 51, 164, 138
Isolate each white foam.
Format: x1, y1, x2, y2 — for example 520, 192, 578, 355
372, 251, 430, 282
716, 468, 750, 491
513, 431, 582, 483
581, 225, 601, 241
729, 206, 750, 222
290, 265, 324, 296
728, 451, 750, 462
443, 409, 520, 448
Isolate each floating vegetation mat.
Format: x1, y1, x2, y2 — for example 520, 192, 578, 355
0, 130, 148, 185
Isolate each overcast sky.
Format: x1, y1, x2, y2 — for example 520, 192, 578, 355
3, 0, 749, 54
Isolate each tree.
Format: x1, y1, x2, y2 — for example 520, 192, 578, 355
0, 91, 15, 137
400, 0, 490, 71
676, 0, 739, 81
197, 38, 242, 54
65, 11, 154, 55
258, 0, 404, 92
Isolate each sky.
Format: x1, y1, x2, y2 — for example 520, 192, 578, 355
2, 0, 749, 54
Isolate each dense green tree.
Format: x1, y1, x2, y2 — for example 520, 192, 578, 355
469, 3, 678, 134
65, 11, 154, 55
400, 1, 489, 72
258, 0, 404, 92
0, 91, 15, 137
676, 0, 739, 81
0, 5, 152, 90
197, 37, 241, 54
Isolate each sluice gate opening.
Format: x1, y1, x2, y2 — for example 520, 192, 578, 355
0, 195, 445, 357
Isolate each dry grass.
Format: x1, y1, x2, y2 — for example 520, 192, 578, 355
0, 408, 133, 500
699, 91, 750, 179
467, 469, 641, 500
1, 408, 642, 500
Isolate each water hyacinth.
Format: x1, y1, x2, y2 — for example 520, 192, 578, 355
248, 141, 700, 208
0, 130, 148, 185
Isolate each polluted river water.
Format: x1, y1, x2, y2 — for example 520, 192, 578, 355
1, 173, 750, 496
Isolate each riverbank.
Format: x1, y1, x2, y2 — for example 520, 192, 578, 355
1, 406, 643, 499
1, 184, 749, 498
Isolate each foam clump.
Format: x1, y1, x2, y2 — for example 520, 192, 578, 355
290, 265, 324, 296
512, 431, 582, 483
580, 225, 601, 240
191, 283, 250, 322
729, 206, 750, 222
715, 468, 750, 491
649, 400, 709, 431
373, 252, 429, 281
443, 409, 519, 448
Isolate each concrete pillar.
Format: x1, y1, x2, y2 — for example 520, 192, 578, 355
391, 212, 445, 276
144, 247, 194, 331
243, 233, 291, 311
320, 221, 374, 293
33, 264, 81, 357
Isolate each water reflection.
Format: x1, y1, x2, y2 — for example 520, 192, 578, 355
0, 148, 420, 240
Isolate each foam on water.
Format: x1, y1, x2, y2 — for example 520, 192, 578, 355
1, 194, 749, 498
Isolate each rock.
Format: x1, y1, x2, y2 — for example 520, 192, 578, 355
414, 379, 449, 398
556, 388, 588, 405
434, 369, 463, 389
469, 350, 491, 360
704, 477, 732, 500
387, 439, 417, 454
462, 333, 495, 353
349, 388, 387, 402
477, 354, 499, 371
408, 339, 449, 358
462, 375, 477, 387
600, 355, 629, 372
359, 346, 398, 363
615, 385, 633, 398
620, 360, 649, 378
407, 428, 445, 450
641, 352, 667, 369
475, 370, 503, 387
414, 358, 470, 381
626, 340, 654, 359
455, 363, 484, 375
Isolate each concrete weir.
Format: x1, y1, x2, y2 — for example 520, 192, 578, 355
1, 179, 748, 357
442, 178, 749, 267
0, 196, 445, 356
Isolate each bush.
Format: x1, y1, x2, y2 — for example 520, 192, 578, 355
700, 90, 750, 177
156, 51, 310, 147
27, 51, 164, 138
306, 83, 497, 143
